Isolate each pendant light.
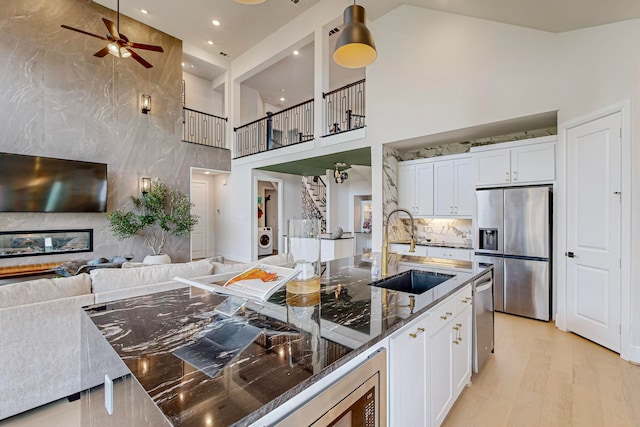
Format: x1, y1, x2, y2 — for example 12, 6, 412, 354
333, 2, 377, 68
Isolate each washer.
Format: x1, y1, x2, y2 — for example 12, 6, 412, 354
258, 227, 273, 256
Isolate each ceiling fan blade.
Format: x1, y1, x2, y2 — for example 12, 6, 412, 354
61, 25, 108, 41
102, 18, 120, 40
127, 49, 153, 68
94, 47, 110, 57
129, 42, 164, 53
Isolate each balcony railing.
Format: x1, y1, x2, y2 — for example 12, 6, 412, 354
233, 99, 314, 159
182, 107, 228, 149
323, 79, 365, 136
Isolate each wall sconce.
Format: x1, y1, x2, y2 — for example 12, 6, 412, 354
140, 177, 151, 194
140, 94, 151, 114
334, 162, 349, 184
333, 3, 377, 68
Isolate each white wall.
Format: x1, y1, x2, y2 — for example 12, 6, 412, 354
182, 71, 224, 116
240, 85, 265, 124
328, 166, 372, 233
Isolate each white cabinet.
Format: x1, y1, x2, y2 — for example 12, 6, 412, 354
429, 285, 472, 427
428, 247, 473, 262
398, 161, 434, 216
471, 136, 556, 187
389, 243, 428, 257
389, 313, 429, 427
433, 156, 473, 217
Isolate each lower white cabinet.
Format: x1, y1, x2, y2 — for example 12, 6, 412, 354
389, 243, 428, 257
429, 285, 473, 427
389, 284, 472, 427
389, 314, 429, 427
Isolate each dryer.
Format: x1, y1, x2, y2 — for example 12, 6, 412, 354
258, 227, 273, 256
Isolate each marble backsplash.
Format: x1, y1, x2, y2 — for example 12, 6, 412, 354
401, 127, 557, 160
388, 218, 473, 248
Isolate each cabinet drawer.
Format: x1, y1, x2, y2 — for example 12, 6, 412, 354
454, 285, 473, 313
429, 297, 456, 334
428, 247, 472, 261
389, 243, 428, 257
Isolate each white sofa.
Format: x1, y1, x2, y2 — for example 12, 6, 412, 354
0, 254, 291, 420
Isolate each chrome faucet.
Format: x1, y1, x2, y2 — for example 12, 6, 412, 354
381, 208, 415, 277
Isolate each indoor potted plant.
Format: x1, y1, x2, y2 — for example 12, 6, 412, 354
107, 180, 198, 264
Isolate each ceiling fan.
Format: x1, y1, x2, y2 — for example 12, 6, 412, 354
61, 0, 164, 69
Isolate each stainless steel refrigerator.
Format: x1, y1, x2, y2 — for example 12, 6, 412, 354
475, 186, 551, 321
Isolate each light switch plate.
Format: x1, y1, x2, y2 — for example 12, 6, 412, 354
104, 374, 113, 415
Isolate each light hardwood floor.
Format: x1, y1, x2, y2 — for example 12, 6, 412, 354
1, 313, 639, 427
443, 313, 640, 427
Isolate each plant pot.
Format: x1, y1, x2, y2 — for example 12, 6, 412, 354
143, 254, 172, 265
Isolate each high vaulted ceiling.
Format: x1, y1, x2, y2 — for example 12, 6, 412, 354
95, 0, 640, 62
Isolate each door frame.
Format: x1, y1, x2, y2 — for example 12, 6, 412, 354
189, 167, 228, 261
190, 179, 209, 259
253, 176, 284, 261
557, 99, 633, 361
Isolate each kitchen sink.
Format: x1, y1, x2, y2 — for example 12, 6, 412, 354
370, 270, 454, 294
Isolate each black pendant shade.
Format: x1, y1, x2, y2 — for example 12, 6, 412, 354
333, 4, 377, 68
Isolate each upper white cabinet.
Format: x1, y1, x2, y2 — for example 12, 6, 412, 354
471, 136, 556, 187
433, 156, 473, 217
398, 161, 434, 216
398, 154, 471, 218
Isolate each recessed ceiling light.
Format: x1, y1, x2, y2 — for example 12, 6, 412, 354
181, 62, 185, 67
212, 20, 220, 26
208, 40, 214, 45
293, 50, 299, 55
204, 171, 211, 175
190, 64, 195, 68
140, 9, 148, 14
280, 97, 285, 102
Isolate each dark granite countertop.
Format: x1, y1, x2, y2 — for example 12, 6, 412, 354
83, 254, 490, 427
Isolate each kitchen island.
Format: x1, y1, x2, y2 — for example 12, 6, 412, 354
81, 254, 491, 426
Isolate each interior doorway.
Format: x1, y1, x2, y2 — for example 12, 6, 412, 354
256, 179, 283, 259
190, 167, 228, 261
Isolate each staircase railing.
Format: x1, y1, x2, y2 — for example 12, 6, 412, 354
323, 79, 365, 136
302, 175, 327, 232
182, 107, 228, 149
234, 99, 314, 159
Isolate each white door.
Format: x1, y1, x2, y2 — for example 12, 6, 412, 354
191, 181, 207, 260
415, 162, 434, 216
433, 160, 454, 216
566, 112, 621, 352
453, 158, 473, 216
397, 163, 415, 213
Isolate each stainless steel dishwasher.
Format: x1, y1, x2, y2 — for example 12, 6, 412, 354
473, 268, 495, 375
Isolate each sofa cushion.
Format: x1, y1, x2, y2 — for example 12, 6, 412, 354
0, 273, 92, 309
90, 259, 214, 293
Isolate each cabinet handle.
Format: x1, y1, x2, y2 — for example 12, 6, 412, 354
409, 327, 426, 339
453, 339, 460, 345
440, 311, 453, 320
456, 323, 462, 327
454, 206, 458, 214
450, 206, 454, 214
505, 171, 510, 182
513, 170, 518, 181
461, 299, 468, 303
452, 326, 459, 331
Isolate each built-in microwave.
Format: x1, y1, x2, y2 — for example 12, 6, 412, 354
275, 348, 387, 427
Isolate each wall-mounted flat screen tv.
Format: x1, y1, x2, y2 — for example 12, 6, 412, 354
0, 153, 107, 212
